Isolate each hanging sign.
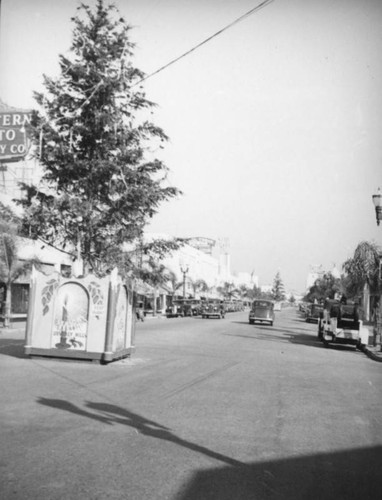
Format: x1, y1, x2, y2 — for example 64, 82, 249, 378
0, 111, 32, 162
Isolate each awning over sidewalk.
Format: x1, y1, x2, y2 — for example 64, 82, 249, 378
134, 280, 171, 297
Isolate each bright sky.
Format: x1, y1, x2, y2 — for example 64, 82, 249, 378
1, 0, 382, 292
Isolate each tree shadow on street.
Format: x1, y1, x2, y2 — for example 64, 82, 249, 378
294, 317, 313, 323
225, 324, 360, 353
174, 445, 382, 500
0, 338, 28, 359
36, 398, 244, 468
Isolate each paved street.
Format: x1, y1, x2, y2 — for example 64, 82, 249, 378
1, 307, 382, 499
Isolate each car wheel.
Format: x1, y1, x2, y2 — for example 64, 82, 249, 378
249, 320, 254, 324
270, 321, 273, 326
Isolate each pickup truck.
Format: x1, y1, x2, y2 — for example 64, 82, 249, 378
317, 299, 368, 348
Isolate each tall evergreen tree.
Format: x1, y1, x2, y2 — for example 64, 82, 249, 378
271, 271, 285, 302
18, 0, 180, 276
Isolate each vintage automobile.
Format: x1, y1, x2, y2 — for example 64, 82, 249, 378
248, 300, 275, 326
224, 300, 244, 313
189, 299, 202, 316
317, 299, 368, 348
299, 302, 310, 315
305, 303, 324, 323
166, 299, 201, 318
201, 300, 225, 319
166, 300, 188, 318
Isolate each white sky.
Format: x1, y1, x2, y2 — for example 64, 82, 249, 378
1, 0, 382, 292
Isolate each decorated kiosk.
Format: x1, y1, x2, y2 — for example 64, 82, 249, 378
25, 267, 135, 363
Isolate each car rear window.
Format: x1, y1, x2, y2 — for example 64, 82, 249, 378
340, 305, 357, 318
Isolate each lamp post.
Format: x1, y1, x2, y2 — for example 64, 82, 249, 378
372, 187, 382, 349
180, 264, 189, 301
372, 187, 382, 226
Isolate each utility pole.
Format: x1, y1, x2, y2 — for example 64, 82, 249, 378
372, 187, 382, 349
181, 264, 189, 301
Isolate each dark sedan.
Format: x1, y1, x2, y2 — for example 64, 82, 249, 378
249, 300, 275, 326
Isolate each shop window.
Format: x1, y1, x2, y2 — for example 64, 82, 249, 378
11, 284, 30, 314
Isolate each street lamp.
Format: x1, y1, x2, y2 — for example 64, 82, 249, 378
372, 187, 382, 349
372, 187, 382, 226
180, 263, 189, 301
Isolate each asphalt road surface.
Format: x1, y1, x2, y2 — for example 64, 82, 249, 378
1, 307, 382, 499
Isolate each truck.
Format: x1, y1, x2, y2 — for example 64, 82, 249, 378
317, 299, 368, 349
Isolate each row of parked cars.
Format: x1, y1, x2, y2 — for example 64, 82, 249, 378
166, 298, 285, 326
166, 299, 245, 319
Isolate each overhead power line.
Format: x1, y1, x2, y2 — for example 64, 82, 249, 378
134, 0, 274, 86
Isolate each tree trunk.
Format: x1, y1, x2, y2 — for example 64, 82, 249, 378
3, 283, 11, 328
153, 287, 158, 316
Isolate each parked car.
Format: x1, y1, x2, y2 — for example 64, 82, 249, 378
224, 300, 244, 312
249, 300, 275, 326
305, 303, 323, 323
166, 300, 187, 318
166, 299, 201, 318
201, 300, 225, 319
299, 302, 309, 315
189, 299, 202, 316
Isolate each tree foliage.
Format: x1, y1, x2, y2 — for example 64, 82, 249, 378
192, 279, 210, 297
304, 272, 342, 303
271, 271, 285, 302
0, 203, 40, 326
216, 281, 239, 300
342, 241, 381, 297
18, 0, 181, 276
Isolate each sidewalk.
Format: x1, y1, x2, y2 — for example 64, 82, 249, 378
0, 315, 167, 337
0, 321, 26, 339
360, 325, 382, 363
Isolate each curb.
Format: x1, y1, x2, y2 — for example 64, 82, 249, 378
361, 345, 382, 363
0, 329, 26, 339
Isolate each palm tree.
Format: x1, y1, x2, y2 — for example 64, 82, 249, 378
238, 284, 249, 299
138, 259, 171, 316
166, 269, 183, 298
0, 204, 40, 327
217, 281, 239, 300
0, 233, 39, 327
192, 278, 210, 298
343, 241, 381, 297
343, 241, 381, 344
